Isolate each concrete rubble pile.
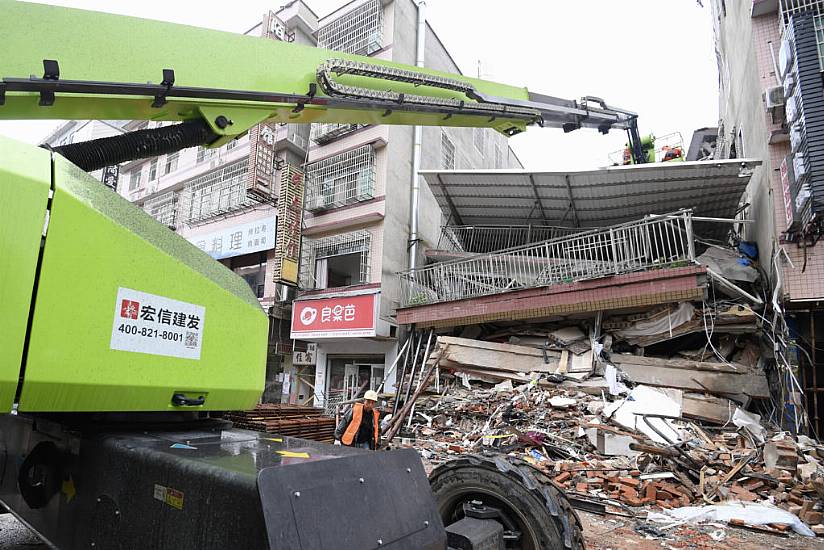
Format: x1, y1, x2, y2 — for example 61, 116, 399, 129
396, 377, 823, 537
389, 243, 823, 538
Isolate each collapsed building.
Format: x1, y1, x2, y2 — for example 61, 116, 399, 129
377, 158, 824, 537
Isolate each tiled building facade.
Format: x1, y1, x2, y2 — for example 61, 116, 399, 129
711, 0, 824, 431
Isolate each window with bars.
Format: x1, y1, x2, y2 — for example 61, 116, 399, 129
143, 190, 178, 229
164, 151, 179, 175
300, 230, 372, 290
442, 132, 455, 169
781, 0, 824, 29
816, 13, 824, 68
310, 123, 365, 145
149, 158, 158, 181
196, 146, 215, 164
317, 0, 383, 55
781, 1, 824, 68
128, 168, 142, 191
178, 160, 254, 225
305, 145, 376, 211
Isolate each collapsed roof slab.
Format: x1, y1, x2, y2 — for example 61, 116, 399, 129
396, 266, 707, 329
421, 159, 759, 241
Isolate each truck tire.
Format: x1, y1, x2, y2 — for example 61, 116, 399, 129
429, 454, 583, 550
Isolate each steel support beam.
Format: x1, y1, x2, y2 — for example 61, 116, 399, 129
437, 174, 464, 226
564, 174, 580, 227
528, 174, 549, 222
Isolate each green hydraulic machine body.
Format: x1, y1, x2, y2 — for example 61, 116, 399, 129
0, 2, 640, 547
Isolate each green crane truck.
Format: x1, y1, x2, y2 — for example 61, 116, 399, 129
0, 2, 643, 548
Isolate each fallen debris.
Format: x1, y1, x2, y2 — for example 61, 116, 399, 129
386, 238, 820, 542
647, 502, 815, 537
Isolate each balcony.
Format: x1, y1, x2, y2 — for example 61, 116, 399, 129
178, 159, 256, 226
273, 124, 309, 155
143, 189, 178, 229
305, 145, 376, 212
310, 123, 365, 145
317, 0, 383, 55
398, 211, 696, 308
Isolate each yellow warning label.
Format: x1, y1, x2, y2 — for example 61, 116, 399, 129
154, 484, 184, 510
277, 450, 310, 459
61, 476, 76, 503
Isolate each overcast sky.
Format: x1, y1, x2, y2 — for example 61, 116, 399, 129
0, 0, 718, 170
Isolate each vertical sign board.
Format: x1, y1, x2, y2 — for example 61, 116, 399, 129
246, 123, 278, 201
100, 165, 119, 192
293, 343, 317, 365
273, 165, 305, 286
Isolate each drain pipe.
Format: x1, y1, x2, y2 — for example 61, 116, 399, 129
408, 0, 426, 271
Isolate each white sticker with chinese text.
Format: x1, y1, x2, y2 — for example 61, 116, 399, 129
110, 288, 205, 360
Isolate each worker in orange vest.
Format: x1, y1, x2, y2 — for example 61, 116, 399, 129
334, 390, 381, 450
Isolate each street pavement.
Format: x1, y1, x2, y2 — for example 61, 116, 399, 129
0, 514, 46, 548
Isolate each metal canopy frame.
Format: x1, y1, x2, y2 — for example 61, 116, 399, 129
421, 160, 760, 240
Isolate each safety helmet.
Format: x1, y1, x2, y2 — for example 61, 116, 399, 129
363, 390, 379, 402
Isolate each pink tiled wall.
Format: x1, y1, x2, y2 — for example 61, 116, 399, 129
753, 16, 824, 300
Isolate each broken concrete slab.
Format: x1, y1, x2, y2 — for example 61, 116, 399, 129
438, 336, 559, 374
681, 393, 736, 424
610, 356, 769, 399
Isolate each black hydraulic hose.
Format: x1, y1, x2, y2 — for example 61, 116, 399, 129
50, 119, 218, 172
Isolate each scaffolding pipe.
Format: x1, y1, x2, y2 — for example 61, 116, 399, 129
390, 330, 415, 419
402, 329, 425, 412
377, 336, 411, 394
407, 329, 434, 428
408, 0, 426, 271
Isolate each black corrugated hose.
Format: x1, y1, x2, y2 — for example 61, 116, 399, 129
50, 119, 218, 172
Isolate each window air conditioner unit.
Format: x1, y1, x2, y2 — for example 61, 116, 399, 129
764, 86, 785, 110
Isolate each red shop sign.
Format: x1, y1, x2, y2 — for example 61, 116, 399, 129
290, 293, 378, 338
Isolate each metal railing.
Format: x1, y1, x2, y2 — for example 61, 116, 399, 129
317, 0, 383, 56
310, 123, 365, 145
398, 211, 695, 307
305, 145, 376, 212
438, 224, 586, 254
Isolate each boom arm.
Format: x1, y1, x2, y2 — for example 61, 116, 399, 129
0, 1, 641, 169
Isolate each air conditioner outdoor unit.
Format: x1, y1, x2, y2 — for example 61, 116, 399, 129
786, 94, 799, 123
764, 86, 785, 110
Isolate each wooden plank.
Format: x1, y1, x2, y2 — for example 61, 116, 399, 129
558, 350, 569, 374
612, 361, 769, 398
611, 354, 745, 374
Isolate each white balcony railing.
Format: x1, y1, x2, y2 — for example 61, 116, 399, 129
398, 211, 696, 307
